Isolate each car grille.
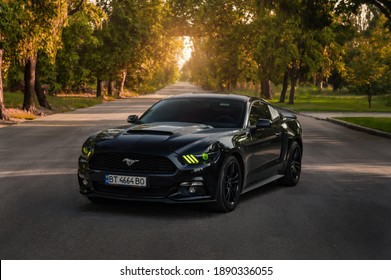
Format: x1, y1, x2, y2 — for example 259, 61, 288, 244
89, 153, 177, 174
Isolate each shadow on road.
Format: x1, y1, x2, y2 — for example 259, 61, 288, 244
77, 182, 284, 219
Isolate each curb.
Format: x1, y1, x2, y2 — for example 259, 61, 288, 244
326, 118, 391, 139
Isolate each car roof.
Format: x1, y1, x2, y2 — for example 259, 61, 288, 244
166, 93, 252, 102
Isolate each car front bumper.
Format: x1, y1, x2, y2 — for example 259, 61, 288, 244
78, 156, 224, 203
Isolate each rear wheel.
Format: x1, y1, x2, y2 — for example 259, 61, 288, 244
211, 155, 242, 212
279, 141, 302, 186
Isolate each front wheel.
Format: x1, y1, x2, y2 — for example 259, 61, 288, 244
211, 155, 243, 212
279, 141, 302, 186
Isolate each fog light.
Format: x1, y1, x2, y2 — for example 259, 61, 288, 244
82, 179, 89, 186
180, 181, 204, 195
188, 186, 197, 194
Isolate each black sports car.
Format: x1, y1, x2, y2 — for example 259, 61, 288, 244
78, 93, 302, 212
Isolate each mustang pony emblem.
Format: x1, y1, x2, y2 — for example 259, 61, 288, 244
123, 158, 140, 167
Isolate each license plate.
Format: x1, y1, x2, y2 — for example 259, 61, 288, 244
105, 174, 147, 187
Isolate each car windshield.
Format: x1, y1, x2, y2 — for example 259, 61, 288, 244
138, 98, 247, 128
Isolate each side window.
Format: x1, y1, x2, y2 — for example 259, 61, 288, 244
268, 105, 280, 122
248, 102, 271, 126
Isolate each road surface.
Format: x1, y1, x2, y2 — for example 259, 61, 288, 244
1, 82, 390, 259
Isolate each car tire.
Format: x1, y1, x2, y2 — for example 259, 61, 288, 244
211, 155, 243, 212
279, 141, 302, 186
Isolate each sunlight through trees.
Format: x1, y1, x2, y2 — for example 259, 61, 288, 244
1, 0, 391, 117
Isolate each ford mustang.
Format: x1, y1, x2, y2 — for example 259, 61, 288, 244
78, 93, 302, 212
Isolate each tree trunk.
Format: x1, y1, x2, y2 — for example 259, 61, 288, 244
315, 72, 323, 91
279, 70, 289, 103
119, 70, 127, 95
216, 74, 224, 92
0, 49, 8, 120
368, 84, 372, 109
260, 78, 272, 99
23, 54, 37, 113
35, 52, 52, 110
288, 70, 297, 105
96, 78, 103, 97
107, 79, 115, 96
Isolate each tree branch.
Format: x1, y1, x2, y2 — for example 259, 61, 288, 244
365, 0, 391, 22
68, 0, 86, 16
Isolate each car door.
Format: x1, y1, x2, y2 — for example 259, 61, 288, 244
244, 101, 284, 185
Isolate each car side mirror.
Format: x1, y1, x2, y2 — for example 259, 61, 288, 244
256, 118, 272, 128
127, 115, 139, 123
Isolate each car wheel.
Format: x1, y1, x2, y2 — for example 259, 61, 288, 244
212, 155, 242, 212
279, 141, 302, 186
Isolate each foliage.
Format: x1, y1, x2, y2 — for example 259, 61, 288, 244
54, 12, 99, 92
82, 0, 181, 95
345, 15, 391, 98
336, 0, 391, 23
183, 0, 255, 91
2, 0, 391, 113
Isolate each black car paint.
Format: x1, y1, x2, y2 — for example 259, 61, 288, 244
78, 93, 302, 205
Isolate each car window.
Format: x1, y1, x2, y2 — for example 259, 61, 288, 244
268, 105, 280, 122
139, 98, 247, 128
248, 101, 271, 126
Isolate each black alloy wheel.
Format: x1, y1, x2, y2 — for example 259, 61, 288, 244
213, 155, 242, 212
279, 141, 302, 186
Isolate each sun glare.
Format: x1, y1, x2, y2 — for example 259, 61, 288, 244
178, 36, 193, 69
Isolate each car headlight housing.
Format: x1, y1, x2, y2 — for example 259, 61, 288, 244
81, 138, 95, 159
80, 134, 97, 159
181, 143, 221, 165
81, 146, 94, 159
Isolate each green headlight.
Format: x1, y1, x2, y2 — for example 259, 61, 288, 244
183, 154, 199, 164
82, 146, 94, 159
181, 144, 221, 165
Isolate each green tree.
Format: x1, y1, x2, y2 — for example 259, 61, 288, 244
0, 1, 24, 119
11, 0, 67, 112
274, 0, 341, 104
345, 15, 391, 108
87, 0, 181, 96
88, 0, 151, 96
0, 48, 5, 120
55, 12, 100, 92
181, 0, 254, 91
337, 1, 391, 23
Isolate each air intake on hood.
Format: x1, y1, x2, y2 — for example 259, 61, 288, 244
126, 130, 173, 136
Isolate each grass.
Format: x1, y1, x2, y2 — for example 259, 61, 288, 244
335, 117, 391, 133
4, 91, 103, 113
234, 86, 391, 112
46, 95, 103, 112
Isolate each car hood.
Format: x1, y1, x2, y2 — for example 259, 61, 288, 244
91, 122, 235, 155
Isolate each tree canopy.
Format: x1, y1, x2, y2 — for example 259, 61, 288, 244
1, 0, 391, 118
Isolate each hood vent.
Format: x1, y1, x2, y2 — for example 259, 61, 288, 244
126, 130, 174, 136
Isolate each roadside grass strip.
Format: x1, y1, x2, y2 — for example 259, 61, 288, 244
4, 91, 103, 113
335, 117, 391, 133
235, 87, 391, 112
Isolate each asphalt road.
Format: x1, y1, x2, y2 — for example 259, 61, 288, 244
1, 82, 390, 260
